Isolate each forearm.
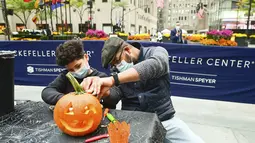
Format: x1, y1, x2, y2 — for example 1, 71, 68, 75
118, 68, 140, 83
132, 48, 169, 81
41, 88, 64, 105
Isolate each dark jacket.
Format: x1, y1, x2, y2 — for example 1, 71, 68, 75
170, 28, 183, 43
104, 43, 176, 121
41, 68, 116, 109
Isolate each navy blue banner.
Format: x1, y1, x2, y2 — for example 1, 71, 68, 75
0, 41, 255, 104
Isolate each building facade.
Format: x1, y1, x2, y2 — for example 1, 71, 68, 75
208, 0, 255, 30
0, 0, 157, 35
168, 0, 209, 33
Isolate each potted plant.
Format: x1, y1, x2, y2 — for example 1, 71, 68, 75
250, 35, 255, 44
117, 32, 128, 41
233, 33, 248, 47
162, 33, 171, 42
82, 29, 108, 41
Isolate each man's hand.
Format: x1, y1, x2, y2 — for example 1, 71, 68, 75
176, 32, 180, 37
81, 76, 114, 100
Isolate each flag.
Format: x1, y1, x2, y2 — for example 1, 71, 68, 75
52, 0, 57, 4
39, 0, 44, 5
32, 15, 39, 24
34, 0, 39, 8
24, 0, 32, 2
156, 0, 164, 8
197, 8, 204, 19
51, 3, 64, 10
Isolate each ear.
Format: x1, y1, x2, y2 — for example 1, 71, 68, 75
123, 46, 131, 54
84, 54, 89, 61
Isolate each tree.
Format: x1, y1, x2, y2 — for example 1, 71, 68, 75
6, 0, 37, 28
237, 0, 255, 14
111, 0, 128, 31
70, 0, 88, 24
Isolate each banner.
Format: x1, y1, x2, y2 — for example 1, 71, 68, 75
0, 41, 108, 86
0, 41, 255, 104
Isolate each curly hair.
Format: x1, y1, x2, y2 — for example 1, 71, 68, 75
56, 40, 85, 66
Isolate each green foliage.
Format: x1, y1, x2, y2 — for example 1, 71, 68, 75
70, 0, 88, 23
70, 0, 87, 8
6, 0, 36, 13
113, 0, 128, 9
6, 0, 37, 27
237, 0, 255, 14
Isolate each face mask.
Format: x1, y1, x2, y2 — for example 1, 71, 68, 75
116, 60, 134, 73
71, 64, 90, 79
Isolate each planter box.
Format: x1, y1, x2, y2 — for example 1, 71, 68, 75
162, 36, 171, 43
250, 38, 255, 44
118, 36, 128, 41
188, 41, 201, 45
235, 37, 248, 47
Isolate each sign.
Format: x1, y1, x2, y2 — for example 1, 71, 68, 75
0, 41, 108, 86
0, 41, 255, 104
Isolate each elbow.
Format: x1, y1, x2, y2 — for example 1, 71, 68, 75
41, 88, 57, 105
41, 89, 51, 105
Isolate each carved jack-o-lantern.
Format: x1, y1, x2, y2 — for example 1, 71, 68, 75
54, 73, 102, 136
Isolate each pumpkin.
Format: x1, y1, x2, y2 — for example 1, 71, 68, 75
54, 72, 103, 136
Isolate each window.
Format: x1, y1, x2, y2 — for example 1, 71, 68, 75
115, 0, 120, 2
179, 17, 181, 20
102, 0, 107, 2
185, 16, 186, 20
130, 0, 132, 4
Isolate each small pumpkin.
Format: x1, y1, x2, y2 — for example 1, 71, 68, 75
54, 72, 102, 136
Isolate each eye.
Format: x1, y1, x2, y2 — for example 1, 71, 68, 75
74, 64, 81, 70
82, 105, 97, 115
65, 102, 74, 115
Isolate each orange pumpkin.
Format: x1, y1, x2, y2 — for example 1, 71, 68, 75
54, 72, 102, 136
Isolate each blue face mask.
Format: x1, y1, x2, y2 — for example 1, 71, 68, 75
116, 60, 134, 73
71, 64, 90, 79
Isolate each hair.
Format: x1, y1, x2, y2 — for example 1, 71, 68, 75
56, 40, 85, 66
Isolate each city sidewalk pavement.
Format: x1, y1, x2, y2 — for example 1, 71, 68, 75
15, 85, 255, 143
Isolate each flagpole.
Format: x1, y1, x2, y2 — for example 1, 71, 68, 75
68, 1, 72, 32
55, 2, 58, 31
44, 0, 48, 26
40, 10, 43, 25
246, 0, 252, 37
50, 1, 53, 31
60, 0, 63, 32
1, 0, 10, 40
64, 0, 68, 31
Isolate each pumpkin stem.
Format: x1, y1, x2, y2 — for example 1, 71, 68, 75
66, 72, 85, 94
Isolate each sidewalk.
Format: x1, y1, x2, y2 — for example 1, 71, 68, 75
15, 85, 255, 143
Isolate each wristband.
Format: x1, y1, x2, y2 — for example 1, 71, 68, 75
112, 73, 120, 86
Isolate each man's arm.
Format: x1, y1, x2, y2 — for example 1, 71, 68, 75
170, 30, 178, 41
41, 74, 67, 105
115, 47, 169, 84
87, 47, 170, 95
